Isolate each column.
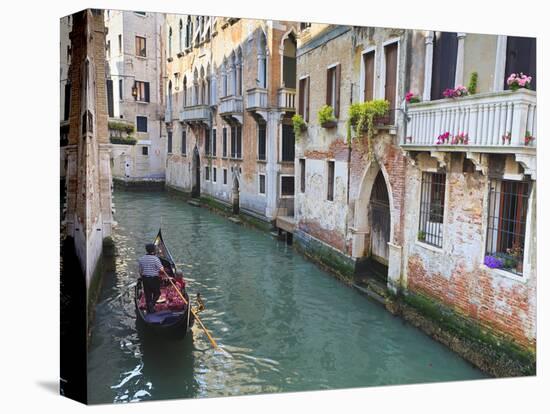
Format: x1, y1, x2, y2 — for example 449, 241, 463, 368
454, 32, 467, 87
423, 31, 434, 101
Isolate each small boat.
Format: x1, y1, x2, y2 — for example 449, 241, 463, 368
134, 229, 194, 338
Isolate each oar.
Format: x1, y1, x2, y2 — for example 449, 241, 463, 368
165, 277, 224, 353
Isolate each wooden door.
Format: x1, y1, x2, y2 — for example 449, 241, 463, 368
369, 171, 390, 264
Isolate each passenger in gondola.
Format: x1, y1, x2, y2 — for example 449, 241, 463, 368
138, 243, 169, 314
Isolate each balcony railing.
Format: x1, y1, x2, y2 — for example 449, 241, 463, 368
219, 95, 243, 115
277, 87, 296, 111
403, 89, 536, 150
180, 104, 211, 124
246, 88, 268, 110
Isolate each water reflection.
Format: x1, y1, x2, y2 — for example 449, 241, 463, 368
87, 190, 486, 404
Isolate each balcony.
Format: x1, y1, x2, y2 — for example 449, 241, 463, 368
277, 87, 296, 111
403, 89, 536, 152
180, 104, 211, 126
219, 95, 243, 124
246, 88, 268, 121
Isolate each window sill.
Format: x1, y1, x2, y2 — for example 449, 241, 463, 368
280, 195, 295, 199
230, 157, 243, 161
135, 55, 147, 60
415, 240, 443, 253
481, 265, 527, 283
257, 159, 267, 163
279, 160, 294, 165
136, 100, 150, 105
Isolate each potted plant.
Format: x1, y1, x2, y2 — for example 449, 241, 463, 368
484, 255, 504, 269
502, 132, 511, 145
292, 114, 307, 140
443, 85, 469, 98
318, 105, 337, 128
467, 72, 478, 95
507, 73, 532, 91
346, 99, 389, 158
417, 230, 426, 242
525, 131, 535, 146
405, 91, 421, 104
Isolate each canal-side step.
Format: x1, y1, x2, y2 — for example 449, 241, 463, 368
228, 216, 242, 224
352, 282, 387, 306
187, 199, 201, 207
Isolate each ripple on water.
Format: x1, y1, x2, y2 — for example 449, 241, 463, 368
87, 190, 486, 404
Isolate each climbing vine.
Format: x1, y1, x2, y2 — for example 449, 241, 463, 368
346, 99, 389, 157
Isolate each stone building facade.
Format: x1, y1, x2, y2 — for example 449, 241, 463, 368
62, 9, 114, 287
104, 10, 166, 183
295, 25, 537, 356
163, 15, 299, 222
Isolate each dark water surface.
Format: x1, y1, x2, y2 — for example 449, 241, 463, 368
87, 190, 486, 404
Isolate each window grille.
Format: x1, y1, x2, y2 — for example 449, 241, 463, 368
418, 172, 446, 247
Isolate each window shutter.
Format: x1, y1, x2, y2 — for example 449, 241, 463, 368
106, 79, 114, 117
326, 69, 331, 106
145, 82, 150, 102
335, 64, 341, 117
64, 83, 71, 121
305, 76, 310, 122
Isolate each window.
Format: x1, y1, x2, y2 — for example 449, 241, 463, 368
135, 11, 146, 16
504, 36, 536, 90
362, 50, 375, 102
106, 80, 114, 117
281, 176, 295, 197
64, 83, 71, 121
106, 40, 111, 59
118, 34, 122, 55
181, 129, 187, 155
431, 32, 457, 99
142, 146, 149, 156
119, 79, 123, 100
300, 159, 306, 193
486, 179, 530, 275
418, 172, 446, 248
135, 36, 146, 57
282, 124, 295, 162
168, 27, 173, 57
258, 123, 266, 161
222, 128, 227, 157
205, 166, 210, 181
223, 168, 228, 185
300, 22, 311, 31
326, 64, 341, 117
212, 129, 217, 156
179, 19, 183, 51
259, 174, 266, 194
298, 77, 310, 122
383, 42, 398, 124
230, 126, 242, 159
327, 161, 335, 201
167, 130, 173, 153
205, 127, 211, 155
136, 116, 148, 132
213, 167, 217, 183
134, 81, 150, 102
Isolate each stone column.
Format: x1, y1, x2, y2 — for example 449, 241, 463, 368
265, 110, 282, 219
455, 32, 467, 87
422, 31, 434, 101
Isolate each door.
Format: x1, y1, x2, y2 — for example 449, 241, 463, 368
504, 36, 536, 90
430, 31, 458, 99
192, 147, 200, 198
369, 171, 390, 265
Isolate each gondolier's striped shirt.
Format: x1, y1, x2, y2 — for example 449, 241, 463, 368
138, 254, 163, 277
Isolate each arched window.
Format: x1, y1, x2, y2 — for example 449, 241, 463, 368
182, 76, 187, 108
236, 48, 243, 96
168, 27, 173, 57
193, 68, 199, 105
282, 32, 297, 89
168, 80, 173, 112
179, 19, 183, 52
229, 52, 236, 96
222, 59, 228, 97
199, 66, 205, 105
258, 31, 268, 88
186, 16, 192, 48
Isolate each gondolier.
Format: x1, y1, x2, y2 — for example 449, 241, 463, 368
138, 243, 168, 314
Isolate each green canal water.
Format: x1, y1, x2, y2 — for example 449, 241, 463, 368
87, 190, 486, 404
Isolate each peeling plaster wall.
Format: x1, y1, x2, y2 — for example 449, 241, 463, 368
402, 154, 536, 348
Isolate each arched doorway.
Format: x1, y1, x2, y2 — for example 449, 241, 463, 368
369, 171, 390, 265
192, 146, 200, 198
232, 176, 240, 214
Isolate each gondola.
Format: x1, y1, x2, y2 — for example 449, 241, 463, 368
134, 229, 195, 338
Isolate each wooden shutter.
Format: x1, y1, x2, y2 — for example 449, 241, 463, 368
505, 36, 536, 90
144, 82, 150, 102
326, 68, 332, 106
106, 79, 114, 118
334, 64, 341, 117
64, 83, 71, 121
305, 76, 310, 122
363, 52, 375, 101
431, 32, 457, 99
384, 43, 398, 124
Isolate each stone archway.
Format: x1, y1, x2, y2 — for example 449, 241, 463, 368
191, 146, 200, 198
232, 175, 240, 214
351, 160, 396, 278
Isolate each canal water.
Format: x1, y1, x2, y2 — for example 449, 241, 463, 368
87, 190, 486, 404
